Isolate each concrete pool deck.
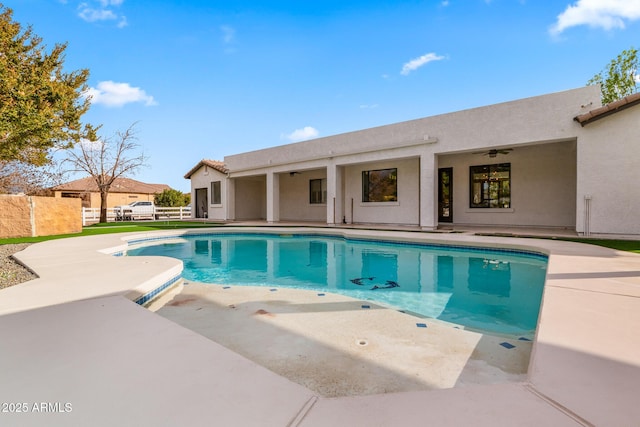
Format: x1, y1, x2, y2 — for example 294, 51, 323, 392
156, 284, 533, 397
0, 226, 639, 426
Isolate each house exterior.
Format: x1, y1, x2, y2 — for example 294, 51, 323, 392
186, 86, 640, 236
50, 177, 170, 209
184, 160, 229, 219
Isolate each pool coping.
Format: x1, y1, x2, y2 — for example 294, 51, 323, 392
1, 227, 639, 426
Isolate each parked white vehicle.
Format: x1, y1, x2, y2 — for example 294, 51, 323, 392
114, 201, 156, 221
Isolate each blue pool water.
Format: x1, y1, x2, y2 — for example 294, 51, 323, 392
127, 234, 547, 337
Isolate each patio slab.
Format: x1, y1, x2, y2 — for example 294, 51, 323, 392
297, 384, 582, 427
0, 295, 315, 427
0, 226, 639, 426
157, 283, 532, 397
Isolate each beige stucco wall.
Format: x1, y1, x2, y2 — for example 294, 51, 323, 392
0, 195, 81, 238
235, 177, 266, 220
53, 190, 157, 208
192, 86, 640, 235
576, 106, 640, 235
106, 192, 156, 207
344, 158, 421, 225
189, 166, 228, 220
221, 86, 600, 229
279, 169, 328, 222
225, 87, 600, 173
438, 141, 577, 228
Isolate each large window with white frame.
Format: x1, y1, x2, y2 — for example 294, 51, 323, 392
469, 163, 510, 208
362, 168, 397, 202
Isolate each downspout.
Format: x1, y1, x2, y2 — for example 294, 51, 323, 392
583, 195, 592, 237
333, 197, 336, 224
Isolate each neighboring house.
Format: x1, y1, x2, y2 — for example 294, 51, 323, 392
50, 177, 171, 209
185, 86, 640, 236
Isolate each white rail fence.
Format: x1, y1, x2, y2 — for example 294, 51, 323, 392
82, 207, 192, 226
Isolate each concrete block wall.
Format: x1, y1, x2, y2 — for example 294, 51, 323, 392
0, 195, 82, 238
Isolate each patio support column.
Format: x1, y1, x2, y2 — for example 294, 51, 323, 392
266, 172, 280, 223
420, 153, 437, 230
226, 178, 235, 221
326, 164, 343, 225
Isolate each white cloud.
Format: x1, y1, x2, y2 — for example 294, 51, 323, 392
221, 25, 236, 43
220, 25, 237, 53
85, 81, 157, 108
283, 126, 319, 142
78, 6, 116, 22
77, 0, 127, 27
359, 104, 379, 109
550, 0, 640, 35
117, 16, 128, 28
79, 138, 103, 151
400, 53, 444, 76
99, 0, 123, 6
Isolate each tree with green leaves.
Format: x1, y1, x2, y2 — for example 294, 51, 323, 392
0, 5, 96, 166
155, 188, 190, 207
588, 47, 639, 105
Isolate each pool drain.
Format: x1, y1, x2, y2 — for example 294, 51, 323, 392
356, 339, 368, 347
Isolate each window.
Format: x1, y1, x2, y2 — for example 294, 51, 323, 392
211, 181, 221, 205
362, 168, 397, 202
469, 163, 510, 208
61, 192, 81, 199
309, 179, 327, 204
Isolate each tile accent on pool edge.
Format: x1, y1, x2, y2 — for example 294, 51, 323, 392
361, 305, 370, 309
124, 232, 548, 261
135, 275, 181, 306
223, 286, 231, 289
500, 342, 516, 349
518, 337, 532, 341
416, 323, 427, 328
270, 288, 278, 292
317, 293, 325, 296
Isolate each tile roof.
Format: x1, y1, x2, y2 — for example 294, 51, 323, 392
184, 159, 228, 179
52, 176, 171, 194
574, 92, 640, 126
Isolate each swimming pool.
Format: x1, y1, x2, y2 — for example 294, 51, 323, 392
127, 233, 547, 337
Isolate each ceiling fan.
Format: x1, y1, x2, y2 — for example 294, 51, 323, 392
473, 148, 513, 158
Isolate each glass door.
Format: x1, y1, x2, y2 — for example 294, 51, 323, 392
195, 188, 208, 218
438, 168, 453, 223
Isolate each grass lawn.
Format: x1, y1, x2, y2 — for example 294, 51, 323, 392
0, 221, 222, 245
1, 223, 639, 254
559, 238, 640, 254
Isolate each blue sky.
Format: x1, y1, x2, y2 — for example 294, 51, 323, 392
6, 0, 640, 191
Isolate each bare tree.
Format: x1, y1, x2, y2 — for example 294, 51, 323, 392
65, 124, 147, 223
0, 158, 66, 195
